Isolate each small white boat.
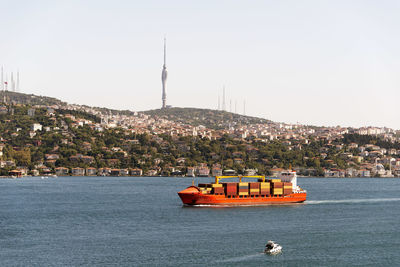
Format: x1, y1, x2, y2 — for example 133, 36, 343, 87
264, 240, 282, 255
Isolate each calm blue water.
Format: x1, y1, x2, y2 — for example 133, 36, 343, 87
0, 177, 399, 266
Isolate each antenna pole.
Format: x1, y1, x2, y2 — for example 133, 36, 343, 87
17, 71, 20, 92
222, 86, 226, 111
1, 66, 3, 91
161, 37, 168, 108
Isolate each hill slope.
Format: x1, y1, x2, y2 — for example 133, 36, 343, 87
1, 91, 272, 128
142, 107, 271, 129
1, 91, 66, 106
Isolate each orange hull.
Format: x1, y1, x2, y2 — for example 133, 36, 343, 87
178, 186, 307, 206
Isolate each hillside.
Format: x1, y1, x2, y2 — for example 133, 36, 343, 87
142, 107, 272, 129
1, 91, 274, 129
1, 91, 66, 106
0, 92, 399, 177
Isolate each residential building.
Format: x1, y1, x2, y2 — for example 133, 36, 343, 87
55, 167, 69, 176
71, 167, 85, 176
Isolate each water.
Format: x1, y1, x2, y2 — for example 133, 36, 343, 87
0, 177, 399, 266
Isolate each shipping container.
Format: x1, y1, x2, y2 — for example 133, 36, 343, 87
226, 186, 237, 191
225, 182, 238, 188
213, 187, 225, 194
283, 189, 292, 195
272, 188, 283, 195
249, 182, 259, 189
211, 183, 223, 188
271, 182, 283, 188
213, 187, 224, 191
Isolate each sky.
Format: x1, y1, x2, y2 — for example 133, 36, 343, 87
1, 0, 400, 129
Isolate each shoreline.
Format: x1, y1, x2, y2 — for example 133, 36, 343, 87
1, 175, 399, 179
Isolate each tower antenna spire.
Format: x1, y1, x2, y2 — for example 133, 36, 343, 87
161, 36, 168, 108
17, 70, 20, 92
164, 36, 166, 67
1, 66, 3, 91
222, 85, 226, 111
11, 72, 15, 92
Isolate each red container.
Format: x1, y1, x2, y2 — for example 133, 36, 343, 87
226, 189, 237, 195
249, 182, 259, 189
226, 183, 238, 189
284, 189, 292, 194
260, 189, 270, 195
213, 187, 224, 193
272, 182, 283, 188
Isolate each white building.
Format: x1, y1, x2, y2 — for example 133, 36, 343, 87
31, 123, 42, 131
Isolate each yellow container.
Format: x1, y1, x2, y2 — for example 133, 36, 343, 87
260, 182, 270, 188
250, 189, 259, 193
271, 179, 281, 182
273, 188, 283, 194
211, 184, 223, 188
284, 186, 292, 189
206, 188, 212, 192
239, 182, 248, 187
238, 192, 249, 196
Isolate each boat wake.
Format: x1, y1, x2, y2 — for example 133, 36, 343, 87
306, 198, 400, 205
215, 253, 264, 263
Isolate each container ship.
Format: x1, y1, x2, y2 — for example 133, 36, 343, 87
178, 171, 306, 206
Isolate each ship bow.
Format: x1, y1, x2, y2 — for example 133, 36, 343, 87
178, 186, 201, 205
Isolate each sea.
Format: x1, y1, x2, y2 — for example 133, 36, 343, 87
0, 176, 399, 266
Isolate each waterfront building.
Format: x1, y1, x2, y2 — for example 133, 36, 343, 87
86, 167, 97, 176
55, 167, 69, 176
186, 167, 195, 177
71, 167, 85, 176
130, 168, 143, 176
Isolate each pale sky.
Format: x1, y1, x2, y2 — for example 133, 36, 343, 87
1, 0, 400, 129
